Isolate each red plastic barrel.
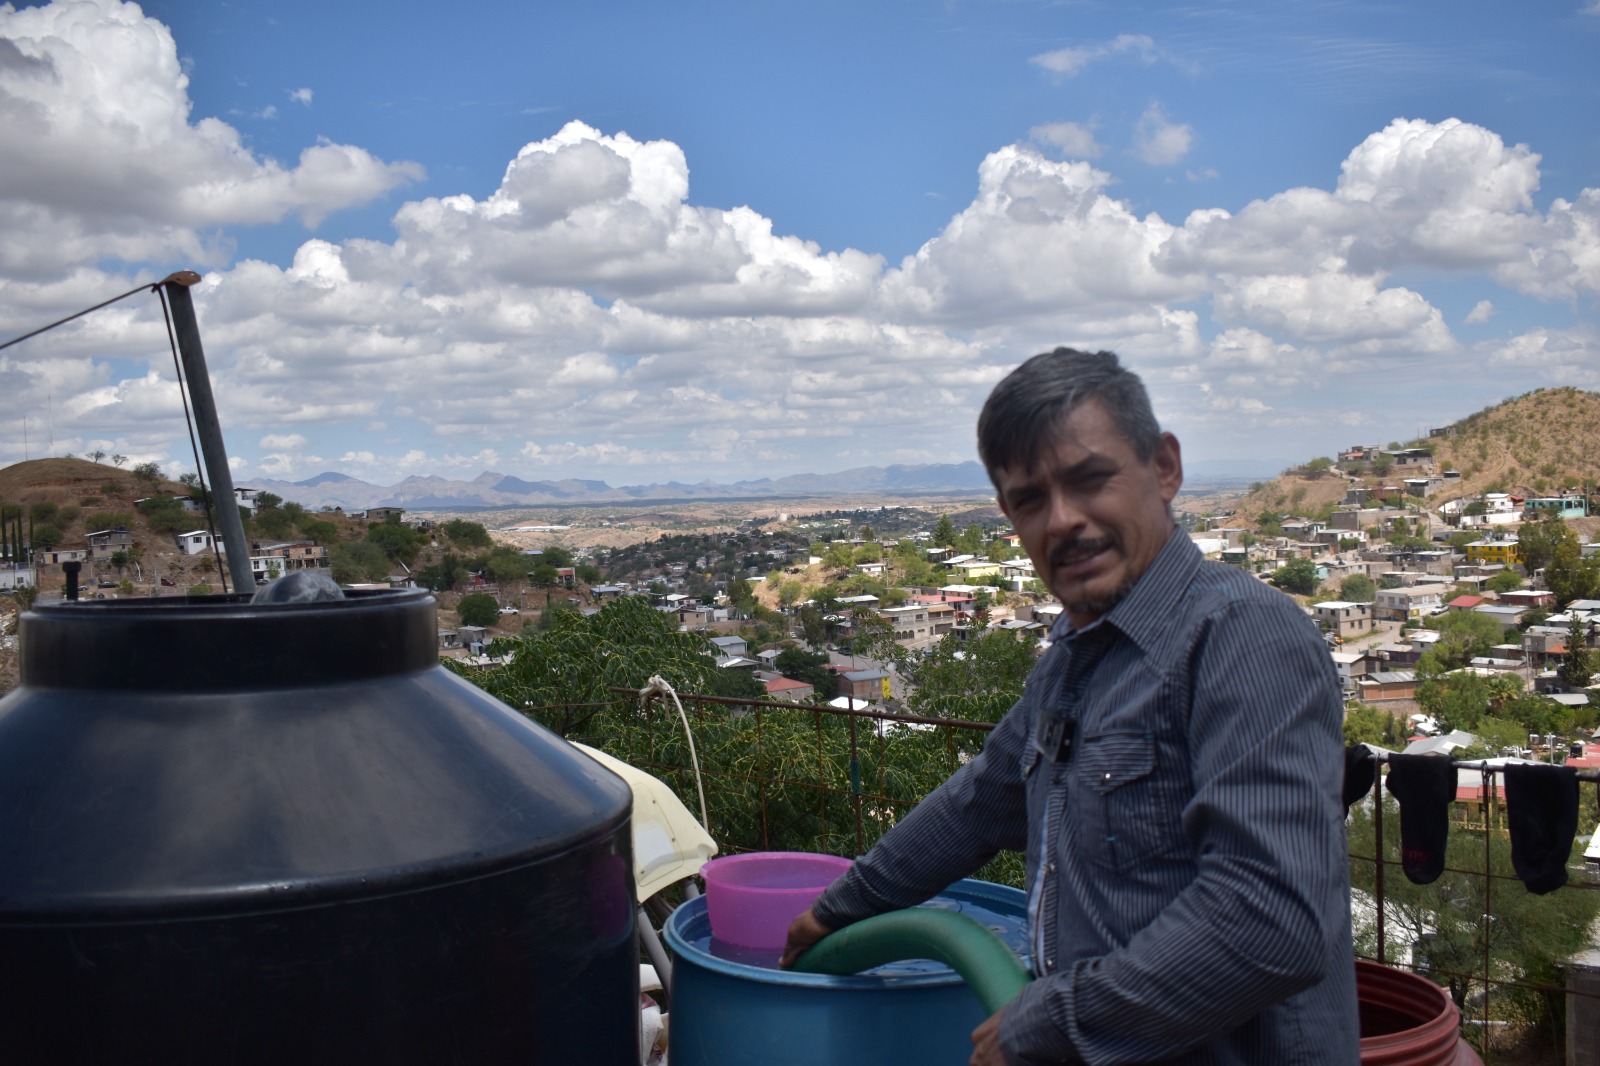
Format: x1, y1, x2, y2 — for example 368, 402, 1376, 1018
1357, 960, 1484, 1066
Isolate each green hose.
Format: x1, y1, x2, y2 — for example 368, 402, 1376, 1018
791, 908, 1033, 1016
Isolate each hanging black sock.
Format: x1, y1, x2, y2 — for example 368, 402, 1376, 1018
1343, 744, 1375, 812
1503, 763, 1579, 894
1385, 754, 1457, 884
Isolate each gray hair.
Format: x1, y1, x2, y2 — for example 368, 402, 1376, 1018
976, 348, 1162, 487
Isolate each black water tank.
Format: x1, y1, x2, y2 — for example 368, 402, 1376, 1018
0, 590, 637, 1065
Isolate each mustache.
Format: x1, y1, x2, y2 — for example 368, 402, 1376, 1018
1050, 537, 1115, 567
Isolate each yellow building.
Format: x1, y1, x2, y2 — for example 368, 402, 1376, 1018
1465, 539, 1519, 566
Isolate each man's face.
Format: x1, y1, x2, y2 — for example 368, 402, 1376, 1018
994, 399, 1183, 628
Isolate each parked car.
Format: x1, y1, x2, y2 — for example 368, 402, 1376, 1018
160, 577, 176, 586
498, 607, 520, 615
97, 579, 117, 589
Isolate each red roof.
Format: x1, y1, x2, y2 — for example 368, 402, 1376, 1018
765, 677, 812, 693
1448, 595, 1486, 608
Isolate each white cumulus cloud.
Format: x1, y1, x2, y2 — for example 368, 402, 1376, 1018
1030, 34, 1158, 77
0, 0, 422, 278
1132, 104, 1193, 166
1030, 122, 1104, 159
0, 7, 1594, 485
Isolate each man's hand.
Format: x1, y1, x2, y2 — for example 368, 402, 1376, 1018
778, 906, 834, 969
970, 1008, 1008, 1065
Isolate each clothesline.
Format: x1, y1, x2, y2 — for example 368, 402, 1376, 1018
1348, 744, 1584, 895
1351, 743, 1600, 783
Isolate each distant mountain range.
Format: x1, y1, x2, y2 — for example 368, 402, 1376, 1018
248, 458, 1281, 512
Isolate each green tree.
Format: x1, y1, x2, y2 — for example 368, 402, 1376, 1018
1341, 702, 1395, 746
416, 552, 467, 592
891, 541, 937, 586
1485, 570, 1524, 595
131, 461, 162, 486
987, 539, 1017, 563
1516, 512, 1571, 576
795, 603, 827, 648
540, 545, 575, 569
13, 584, 40, 614
1560, 612, 1597, 690
902, 630, 1036, 725
329, 541, 391, 584
932, 514, 957, 548
253, 505, 295, 539
441, 519, 492, 549
481, 545, 529, 587
853, 543, 882, 564
528, 562, 561, 605
1415, 662, 1522, 732
1424, 610, 1506, 671
365, 518, 421, 565
297, 517, 339, 545
1271, 557, 1319, 596
1546, 538, 1600, 606
457, 592, 500, 628
727, 576, 757, 616
957, 524, 985, 555
1339, 573, 1376, 603
774, 646, 833, 692
449, 597, 734, 729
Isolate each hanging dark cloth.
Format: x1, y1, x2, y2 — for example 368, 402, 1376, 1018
1384, 754, 1457, 885
1343, 744, 1375, 813
1503, 762, 1580, 894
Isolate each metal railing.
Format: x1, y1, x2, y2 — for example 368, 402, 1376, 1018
531, 689, 1600, 1060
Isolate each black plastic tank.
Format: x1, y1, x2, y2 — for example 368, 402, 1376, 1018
0, 589, 637, 1065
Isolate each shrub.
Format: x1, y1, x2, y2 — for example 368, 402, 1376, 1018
457, 592, 500, 628
85, 510, 132, 531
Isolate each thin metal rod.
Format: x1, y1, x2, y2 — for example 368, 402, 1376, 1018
0, 281, 156, 354
1482, 764, 1493, 1063
636, 908, 673, 996
1374, 767, 1386, 965
160, 273, 255, 594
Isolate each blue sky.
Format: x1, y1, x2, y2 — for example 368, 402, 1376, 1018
1, 0, 1596, 488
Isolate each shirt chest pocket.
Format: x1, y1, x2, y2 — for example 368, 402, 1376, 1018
1075, 731, 1186, 872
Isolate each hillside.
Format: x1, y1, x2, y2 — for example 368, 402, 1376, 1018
1231, 387, 1600, 525
1431, 388, 1600, 494
0, 457, 347, 594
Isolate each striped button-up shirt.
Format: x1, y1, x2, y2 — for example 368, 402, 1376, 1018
812, 528, 1359, 1064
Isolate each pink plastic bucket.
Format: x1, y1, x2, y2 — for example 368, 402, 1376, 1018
700, 852, 853, 950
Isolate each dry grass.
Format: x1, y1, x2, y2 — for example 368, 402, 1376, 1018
1233, 387, 1600, 523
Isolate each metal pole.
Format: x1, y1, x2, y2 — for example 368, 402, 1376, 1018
1374, 765, 1386, 965
160, 272, 255, 595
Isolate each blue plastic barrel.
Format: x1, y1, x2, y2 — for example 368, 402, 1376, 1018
666, 878, 1029, 1066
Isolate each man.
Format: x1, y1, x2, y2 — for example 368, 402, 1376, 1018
781, 349, 1358, 1064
